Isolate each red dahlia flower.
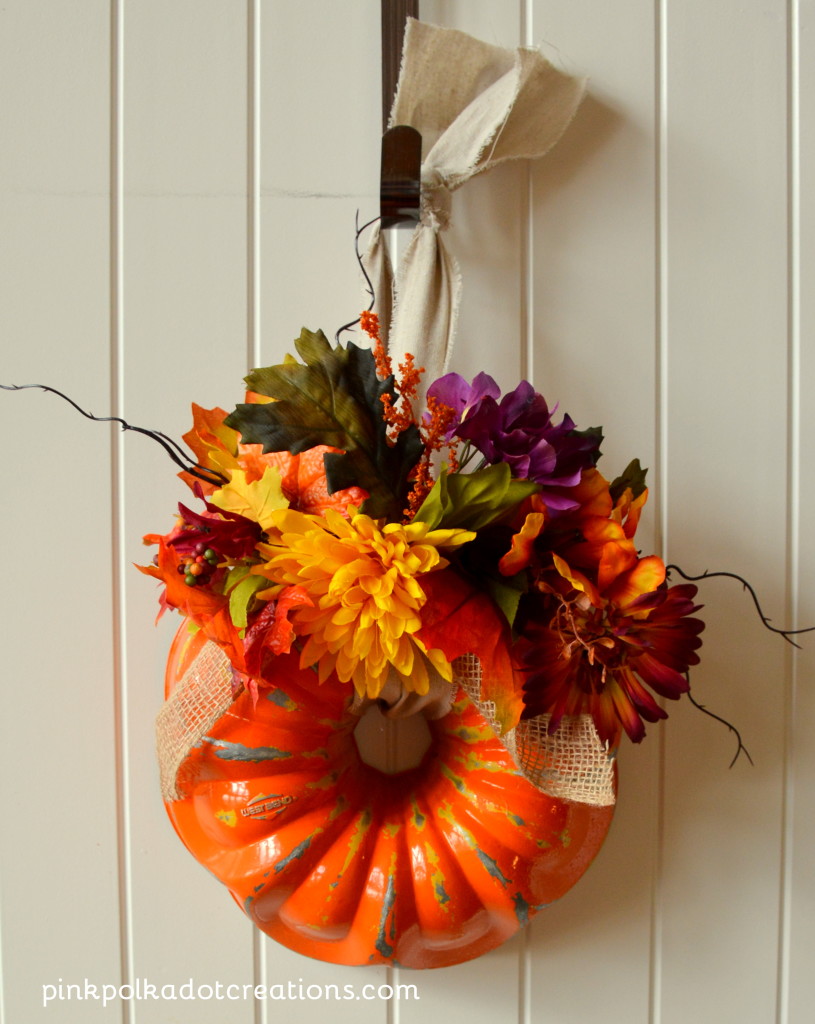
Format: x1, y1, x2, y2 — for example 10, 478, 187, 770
520, 554, 704, 745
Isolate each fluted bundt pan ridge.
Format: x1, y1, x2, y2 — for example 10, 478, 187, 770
164, 624, 614, 968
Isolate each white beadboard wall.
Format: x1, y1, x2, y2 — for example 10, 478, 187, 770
0, 1, 812, 1022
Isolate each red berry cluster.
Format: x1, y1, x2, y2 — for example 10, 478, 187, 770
176, 540, 220, 587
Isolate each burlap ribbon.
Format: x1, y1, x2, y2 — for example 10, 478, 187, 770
159, 642, 615, 806
366, 18, 587, 402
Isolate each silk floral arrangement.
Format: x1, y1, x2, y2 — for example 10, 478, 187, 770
139, 312, 704, 750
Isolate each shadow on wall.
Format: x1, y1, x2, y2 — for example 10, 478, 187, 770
536, 92, 624, 200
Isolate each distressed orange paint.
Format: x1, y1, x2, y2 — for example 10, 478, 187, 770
164, 623, 614, 968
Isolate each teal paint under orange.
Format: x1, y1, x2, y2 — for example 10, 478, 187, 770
163, 622, 615, 968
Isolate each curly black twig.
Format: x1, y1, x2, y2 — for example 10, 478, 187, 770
685, 681, 754, 769
334, 211, 381, 344
1, 382, 228, 487
666, 563, 814, 649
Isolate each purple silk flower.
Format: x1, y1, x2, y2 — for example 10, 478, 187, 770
426, 372, 601, 511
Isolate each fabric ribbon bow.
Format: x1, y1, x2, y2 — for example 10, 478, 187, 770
366, 18, 587, 401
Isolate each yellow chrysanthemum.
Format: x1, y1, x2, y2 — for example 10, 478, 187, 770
253, 507, 474, 698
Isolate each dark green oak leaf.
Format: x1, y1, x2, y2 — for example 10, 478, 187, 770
224, 329, 422, 520
570, 424, 604, 467
610, 458, 648, 502
321, 342, 422, 514
452, 522, 529, 630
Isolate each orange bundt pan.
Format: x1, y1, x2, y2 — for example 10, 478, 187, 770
164, 624, 615, 969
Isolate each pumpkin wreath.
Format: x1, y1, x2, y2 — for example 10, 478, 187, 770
1, 14, 803, 973
143, 314, 703, 967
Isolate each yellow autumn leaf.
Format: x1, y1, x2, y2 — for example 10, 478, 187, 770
209, 467, 288, 532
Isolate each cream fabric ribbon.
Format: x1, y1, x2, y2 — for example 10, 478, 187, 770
350, 663, 457, 721
366, 18, 587, 402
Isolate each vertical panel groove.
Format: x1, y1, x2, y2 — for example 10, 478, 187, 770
520, 0, 534, 388
519, 5, 533, 1021
387, 968, 399, 1024
650, 0, 669, 1021
248, 3, 268, 1022
0, 738, 4, 1021
777, 1, 800, 1020
249, 0, 262, 371
110, 0, 132, 1020
520, 165, 534, 385
655, 0, 669, 555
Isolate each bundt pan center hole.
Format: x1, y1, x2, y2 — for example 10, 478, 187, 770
353, 703, 433, 774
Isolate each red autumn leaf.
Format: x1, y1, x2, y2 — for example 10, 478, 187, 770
137, 535, 247, 671
170, 498, 262, 559
243, 585, 313, 678
417, 569, 525, 734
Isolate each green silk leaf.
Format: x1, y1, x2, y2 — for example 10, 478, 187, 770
486, 571, 526, 629
228, 573, 268, 630
414, 463, 539, 533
